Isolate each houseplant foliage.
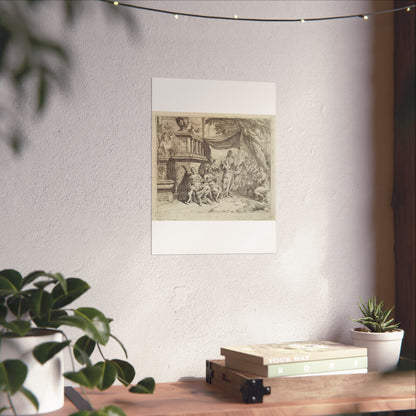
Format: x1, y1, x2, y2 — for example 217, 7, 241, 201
0, 0, 134, 154
353, 296, 400, 332
0, 269, 155, 416
351, 296, 404, 372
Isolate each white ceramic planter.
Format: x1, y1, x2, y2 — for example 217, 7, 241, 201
0, 329, 64, 415
351, 328, 404, 372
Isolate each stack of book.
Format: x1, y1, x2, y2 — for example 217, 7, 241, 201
220, 341, 368, 378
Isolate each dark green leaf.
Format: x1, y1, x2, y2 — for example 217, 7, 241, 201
52, 315, 89, 332
33, 280, 55, 290
74, 308, 110, 345
94, 361, 117, 391
0, 276, 19, 296
29, 290, 53, 326
23, 271, 67, 293
0, 319, 31, 336
64, 366, 102, 389
47, 309, 68, 328
0, 270, 22, 291
110, 359, 135, 386
33, 340, 70, 364
51, 278, 90, 309
53, 312, 109, 345
128, 377, 155, 394
19, 386, 39, 411
74, 335, 96, 365
22, 270, 50, 287
31, 272, 67, 295
7, 295, 29, 318
73, 348, 92, 368
0, 359, 27, 395
68, 407, 126, 416
0, 304, 7, 321
97, 406, 126, 416
68, 412, 91, 416
52, 273, 67, 294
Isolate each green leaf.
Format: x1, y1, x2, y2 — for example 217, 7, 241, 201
51, 278, 90, 308
52, 315, 89, 333
0, 270, 22, 291
0, 319, 31, 336
97, 406, 127, 416
22, 271, 68, 295
64, 366, 102, 389
0, 359, 27, 395
52, 273, 67, 294
54, 309, 109, 345
74, 308, 110, 345
33, 340, 70, 364
68, 412, 91, 416
69, 407, 126, 416
47, 310, 69, 328
0, 304, 7, 321
0, 276, 19, 296
22, 270, 49, 287
19, 386, 39, 411
74, 335, 96, 365
7, 295, 30, 318
128, 377, 155, 394
110, 359, 135, 386
94, 361, 117, 391
29, 290, 53, 326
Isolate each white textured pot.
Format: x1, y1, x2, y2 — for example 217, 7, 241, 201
0, 329, 64, 415
351, 328, 404, 372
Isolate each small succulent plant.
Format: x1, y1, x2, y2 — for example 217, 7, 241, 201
353, 296, 400, 333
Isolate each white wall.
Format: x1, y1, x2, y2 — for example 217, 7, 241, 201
0, 1, 394, 382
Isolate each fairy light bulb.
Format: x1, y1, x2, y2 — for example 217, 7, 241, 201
363, 15, 369, 20
113, 1, 119, 5
300, 18, 305, 22
174, 14, 179, 19
234, 14, 238, 19
406, 7, 411, 12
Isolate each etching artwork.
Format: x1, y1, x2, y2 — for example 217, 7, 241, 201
152, 112, 275, 221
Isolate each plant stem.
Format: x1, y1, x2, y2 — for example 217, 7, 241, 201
97, 344, 106, 361
61, 332, 94, 411
7, 393, 17, 416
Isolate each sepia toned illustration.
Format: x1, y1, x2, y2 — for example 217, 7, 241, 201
152, 112, 275, 221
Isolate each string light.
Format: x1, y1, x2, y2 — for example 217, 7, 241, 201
100, 0, 415, 23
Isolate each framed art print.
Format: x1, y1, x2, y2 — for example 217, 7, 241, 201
152, 78, 276, 254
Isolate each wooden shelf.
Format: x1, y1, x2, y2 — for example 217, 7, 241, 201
51, 368, 415, 416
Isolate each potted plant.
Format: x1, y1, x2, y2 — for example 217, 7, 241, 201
351, 296, 404, 372
0, 269, 155, 416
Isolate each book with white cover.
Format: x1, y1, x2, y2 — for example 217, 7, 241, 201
221, 340, 367, 366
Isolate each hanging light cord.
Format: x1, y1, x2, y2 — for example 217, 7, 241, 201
100, 0, 415, 22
